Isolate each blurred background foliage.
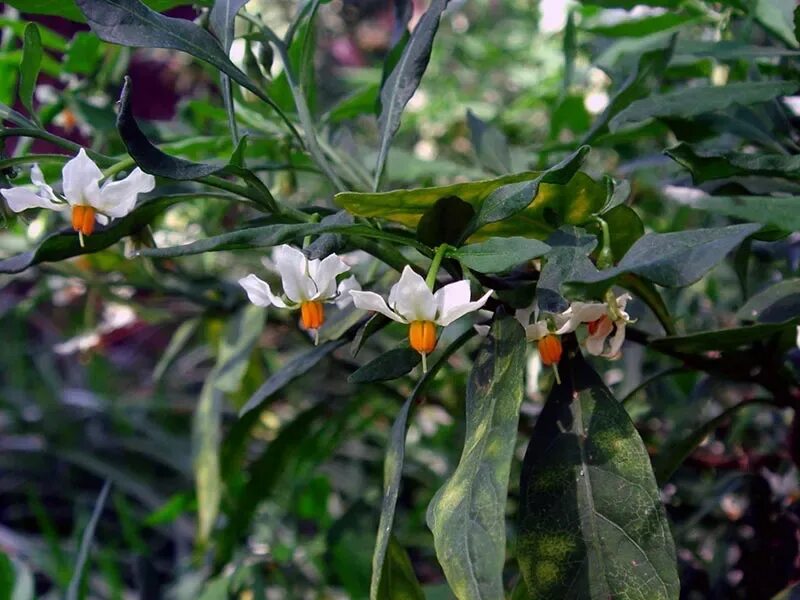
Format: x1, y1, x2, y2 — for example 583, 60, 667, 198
0, 0, 799, 598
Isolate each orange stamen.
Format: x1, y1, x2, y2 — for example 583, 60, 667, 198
71, 205, 85, 231
538, 334, 563, 367
588, 316, 609, 336
300, 301, 325, 330
409, 320, 437, 355
81, 206, 96, 235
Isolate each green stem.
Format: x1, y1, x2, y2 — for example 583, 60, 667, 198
426, 244, 449, 289
102, 156, 136, 179
594, 216, 613, 269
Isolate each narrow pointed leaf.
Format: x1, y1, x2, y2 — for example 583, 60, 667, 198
666, 142, 800, 183
518, 348, 679, 599
19, 23, 43, 120
736, 279, 800, 324
374, 0, 450, 190
609, 81, 798, 131
349, 348, 421, 383
466, 109, 511, 175
426, 315, 526, 600
376, 537, 425, 600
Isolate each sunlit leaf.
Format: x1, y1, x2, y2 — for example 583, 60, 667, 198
427, 315, 525, 600
518, 347, 679, 599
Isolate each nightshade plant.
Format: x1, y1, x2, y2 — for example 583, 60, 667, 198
0, 0, 799, 598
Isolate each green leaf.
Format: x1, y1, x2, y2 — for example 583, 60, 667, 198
666, 142, 800, 183
0, 102, 36, 128
0, 553, 14, 600
376, 537, 425, 600
416, 195, 476, 247
673, 195, 800, 234
517, 348, 679, 599
18, 23, 43, 120
609, 81, 798, 131
466, 109, 511, 175
649, 320, 799, 354
66, 480, 112, 600
577, 0, 680, 7
737, 279, 800, 324
63, 31, 101, 75
675, 40, 800, 59
4, 0, 211, 22
337, 169, 607, 242
194, 305, 265, 545
75, 0, 294, 135
537, 227, 598, 312
153, 318, 201, 383
349, 348, 420, 384
427, 315, 525, 600
564, 223, 762, 297
586, 204, 644, 263
239, 339, 347, 418
374, 0, 450, 190
583, 12, 697, 38
752, 0, 798, 48
0, 194, 194, 274
117, 77, 223, 179
209, 0, 249, 144
471, 146, 590, 234
450, 236, 551, 274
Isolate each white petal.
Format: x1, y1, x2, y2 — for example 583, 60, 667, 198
514, 305, 535, 328
606, 321, 627, 357
62, 148, 103, 204
585, 317, 614, 356
388, 265, 436, 322
95, 167, 155, 217
350, 290, 405, 322
554, 301, 608, 335
273, 245, 315, 303
30, 164, 55, 198
435, 283, 493, 327
524, 320, 550, 342
309, 253, 350, 301
239, 274, 289, 308
335, 275, 361, 309
473, 324, 491, 337
1, 187, 64, 212
96, 213, 110, 226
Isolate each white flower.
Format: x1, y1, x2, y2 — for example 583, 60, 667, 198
556, 293, 633, 358
335, 275, 361, 309
0, 148, 155, 243
238, 245, 353, 342
350, 265, 492, 363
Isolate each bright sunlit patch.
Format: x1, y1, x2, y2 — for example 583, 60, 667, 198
539, 0, 572, 34
584, 90, 609, 114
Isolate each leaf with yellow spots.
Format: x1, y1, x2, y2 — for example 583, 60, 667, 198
517, 344, 679, 599
426, 315, 526, 599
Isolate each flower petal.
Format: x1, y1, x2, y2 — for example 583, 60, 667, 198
1, 187, 64, 212
239, 274, 289, 308
273, 245, 315, 303
606, 321, 627, 357
335, 275, 361, 309
30, 164, 55, 199
584, 317, 614, 356
309, 253, 350, 300
62, 148, 103, 205
434, 282, 492, 326
554, 301, 608, 335
388, 265, 436, 322
350, 290, 405, 322
473, 324, 491, 337
95, 167, 155, 218
523, 320, 550, 342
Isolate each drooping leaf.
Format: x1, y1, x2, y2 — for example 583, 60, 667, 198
752, 0, 798, 48
337, 169, 607, 242
0, 194, 195, 274
416, 196, 476, 247
239, 339, 347, 418
5, 0, 211, 22
194, 305, 265, 545
736, 279, 800, 324
466, 109, 511, 175
374, 0, 450, 190
18, 23, 43, 120
75, 0, 293, 132
666, 142, 800, 183
563, 223, 762, 297
537, 227, 599, 312
449, 237, 551, 274
117, 77, 223, 179
349, 348, 421, 384
427, 315, 526, 600
609, 81, 798, 131
376, 537, 425, 600
517, 347, 679, 599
